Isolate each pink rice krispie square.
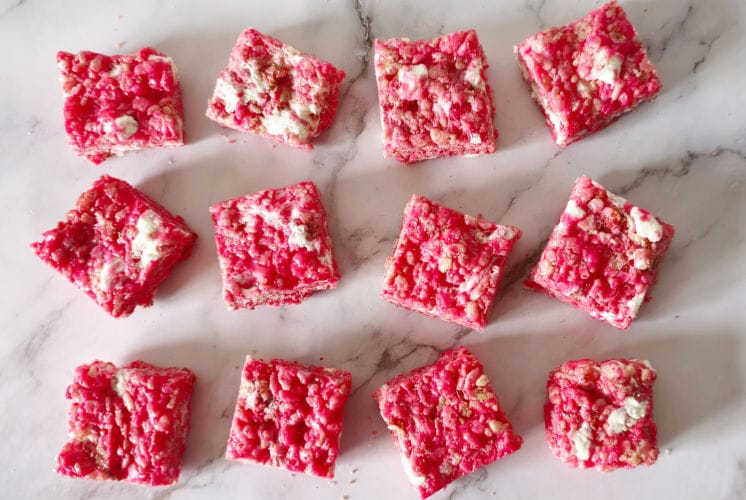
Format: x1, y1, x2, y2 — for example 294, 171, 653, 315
57, 47, 184, 164
209, 181, 339, 310
374, 346, 523, 498
515, 1, 662, 146
382, 195, 521, 330
31, 175, 197, 318
374, 30, 498, 163
206, 28, 346, 149
525, 176, 674, 329
56, 360, 196, 486
226, 355, 352, 478
545, 358, 658, 471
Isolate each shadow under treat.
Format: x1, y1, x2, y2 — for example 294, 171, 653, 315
125, 338, 254, 474
134, 159, 234, 303
599, 150, 746, 320
150, 29, 245, 146
479, 11, 561, 152
464, 328, 743, 457
314, 323, 448, 457
465, 326, 606, 438
603, 333, 744, 447
134, 144, 331, 303
625, 0, 739, 98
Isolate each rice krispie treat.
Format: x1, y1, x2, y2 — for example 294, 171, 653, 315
374, 347, 522, 498
526, 176, 674, 329
226, 355, 352, 478
209, 181, 339, 309
382, 195, 521, 330
31, 175, 197, 317
374, 30, 498, 163
206, 28, 346, 148
57, 360, 196, 485
57, 47, 184, 164
515, 1, 662, 146
545, 358, 658, 471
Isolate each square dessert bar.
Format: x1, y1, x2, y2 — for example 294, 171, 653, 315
525, 176, 674, 329
56, 360, 196, 486
374, 30, 498, 163
226, 355, 352, 478
515, 1, 662, 146
31, 175, 197, 318
206, 28, 346, 149
374, 346, 522, 499
57, 47, 184, 164
210, 180, 339, 310
545, 358, 658, 471
382, 195, 521, 330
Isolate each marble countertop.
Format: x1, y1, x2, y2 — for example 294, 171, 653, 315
2, 0, 745, 498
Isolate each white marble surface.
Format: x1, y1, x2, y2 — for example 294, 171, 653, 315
2, 0, 745, 498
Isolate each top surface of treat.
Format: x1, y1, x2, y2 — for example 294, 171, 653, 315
515, 1, 661, 146
209, 180, 339, 309
56, 360, 196, 486
374, 30, 497, 163
526, 176, 674, 329
226, 355, 352, 478
374, 346, 523, 498
57, 47, 184, 164
382, 195, 521, 330
206, 28, 346, 148
545, 358, 658, 471
31, 175, 197, 318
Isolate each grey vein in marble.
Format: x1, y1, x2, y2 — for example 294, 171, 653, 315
0, 0, 26, 18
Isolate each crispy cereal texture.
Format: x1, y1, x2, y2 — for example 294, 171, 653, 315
226, 355, 352, 478
382, 195, 521, 330
545, 358, 658, 471
525, 176, 674, 329
209, 180, 339, 309
374, 346, 522, 498
206, 28, 346, 148
56, 360, 196, 486
57, 47, 184, 164
31, 175, 197, 317
515, 1, 661, 146
374, 30, 497, 163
